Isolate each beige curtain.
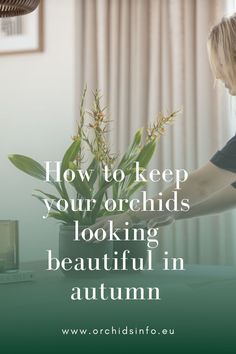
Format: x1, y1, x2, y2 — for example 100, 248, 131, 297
75, 0, 236, 265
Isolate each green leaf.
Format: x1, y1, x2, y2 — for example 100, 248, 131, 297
48, 211, 74, 224
34, 189, 60, 201
112, 181, 120, 200
60, 138, 81, 204
118, 128, 143, 169
136, 140, 156, 168
61, 138, 81, 179
126, 140, 157, 188
68, 162, 92, 199
32, 194, 58, 212
90, 179, 113, 222
8, 154, 63, 197
87, 158, 99, 188
8, 154, 46, 181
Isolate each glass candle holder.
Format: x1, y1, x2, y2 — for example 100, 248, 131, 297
0, 220, 19, 272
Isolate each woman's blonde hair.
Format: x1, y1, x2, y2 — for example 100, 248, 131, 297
208, 14, 236, 89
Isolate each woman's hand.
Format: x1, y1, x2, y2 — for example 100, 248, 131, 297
88, 212, 133, 243
147, 215, 175, 228
88, 211, 174, 242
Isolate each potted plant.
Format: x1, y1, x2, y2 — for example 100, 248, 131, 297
8, 89, 179, 276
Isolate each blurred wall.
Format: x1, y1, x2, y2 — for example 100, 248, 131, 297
0, 0, 77, 262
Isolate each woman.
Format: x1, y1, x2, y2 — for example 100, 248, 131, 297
91, 13, 236, 235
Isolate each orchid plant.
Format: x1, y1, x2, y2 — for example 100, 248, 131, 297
9, 89, 179, 225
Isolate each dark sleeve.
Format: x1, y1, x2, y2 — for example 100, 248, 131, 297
210, 135, 236, 189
